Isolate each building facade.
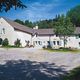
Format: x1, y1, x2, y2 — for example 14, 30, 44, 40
0, 17, 80, 49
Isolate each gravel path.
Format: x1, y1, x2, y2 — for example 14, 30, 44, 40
0, 48, 80, 80
0, 48, 80, 70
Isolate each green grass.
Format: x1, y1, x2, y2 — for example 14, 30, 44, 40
43, 48, 80, 53
0, 45, 23, 48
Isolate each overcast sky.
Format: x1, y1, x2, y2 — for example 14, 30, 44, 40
0, 0, 80, 22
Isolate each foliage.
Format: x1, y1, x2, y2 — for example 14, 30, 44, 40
14, 18, 58, 29
14, 14, 66, 29
14, 39, 21, 47
67, 5, 80, 26
14, 19, 25, 25
47, 41, 52, 49
63, 67, 80, 80
54, 15, 75, 47
0, 0, 27, 12
14, 5, 80, 28
43, 48, 80, 53
0, 38, 3, 45
25, 20, 33, 28
14, 19, 34, 28
2, 38, 9, 46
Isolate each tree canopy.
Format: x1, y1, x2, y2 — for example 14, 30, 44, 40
14, 18, 57, 29
54, 15, 75, 35
67, 5, 80, 26
14, 19, 25, 25
54, 15, 75, 47
14, 19, 34, 28
0, 0, 26, 12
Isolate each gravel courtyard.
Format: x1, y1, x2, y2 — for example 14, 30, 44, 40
0, 48, 80, 80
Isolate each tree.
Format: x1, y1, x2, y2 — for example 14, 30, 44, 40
14, 19, 34, 28
54, 15, 75, 48
67, 5, 80, 26
25, 20, 33, 28
14, 19, 24, 25
0, 0, 27, 12
35, 20, 54, 29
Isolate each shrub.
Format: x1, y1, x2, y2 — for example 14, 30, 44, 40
14, 39, 21, 47
63, 67, 80, 80
2, 38, 9, 46
47, 44, 52, 49
0, 38, 3, 45
43, 46, 46, 49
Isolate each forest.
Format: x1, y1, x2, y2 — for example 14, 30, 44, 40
14, 5, 80, 29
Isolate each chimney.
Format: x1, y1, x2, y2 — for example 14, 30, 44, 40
33, 24, 38, 29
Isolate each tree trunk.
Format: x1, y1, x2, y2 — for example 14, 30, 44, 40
63, 36, 66, 48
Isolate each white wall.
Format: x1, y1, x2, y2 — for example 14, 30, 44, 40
14, 30, 32, 47
0, 18, 32, 47
66, 36, 80, 49
0, 18, 15, 45
32, 35, 62, 48
32, 35, 80, 49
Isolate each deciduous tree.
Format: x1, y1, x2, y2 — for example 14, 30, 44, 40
54, 15, 75, 48
67, 5, 80, 26
0, 0, 26, 12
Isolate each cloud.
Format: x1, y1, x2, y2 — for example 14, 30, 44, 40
15, 1, 62, 22
0, 0, 79, 22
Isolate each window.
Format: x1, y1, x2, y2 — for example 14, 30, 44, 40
0, 28, 5, 34
76, 34, 80, 39
79, 42, 80, 47
57, 41, 59, 45
56, 34, 58, 37
3, 28, 5, 34
35, 41, 37, 44
53, 41, 56, 45
38, 41, 42, 45
38, 41, 40, 45
47, 41, 50, 45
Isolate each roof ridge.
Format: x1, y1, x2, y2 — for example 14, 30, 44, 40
1, 17, 33, 34
1, 17, 33, 29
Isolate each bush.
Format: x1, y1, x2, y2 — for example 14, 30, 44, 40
59, 47, 71, 50
63, 67, 80, 80
47, 44, 52, 49
43, 46, 46, 49
2, 38, 9, 46
0, 38, 3, 45
14, 39, 21, 47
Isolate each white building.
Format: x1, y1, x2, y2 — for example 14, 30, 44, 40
0, 17, 80, 49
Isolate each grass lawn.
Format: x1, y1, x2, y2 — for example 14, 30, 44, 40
43, 48, 80, 53
0, 45, 23, 48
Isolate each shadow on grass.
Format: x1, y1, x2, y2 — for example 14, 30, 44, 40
0, 60, 68, 80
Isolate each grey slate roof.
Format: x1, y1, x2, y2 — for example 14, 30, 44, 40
1, 17, 80, 36
34, 29, 55, 36
3, 17, 33, 34
2, 17, 55, 35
